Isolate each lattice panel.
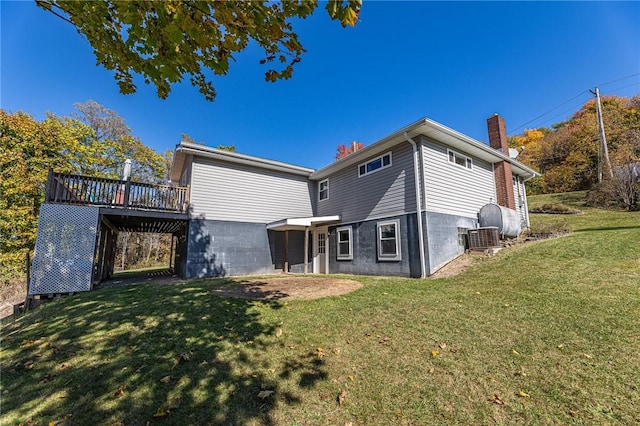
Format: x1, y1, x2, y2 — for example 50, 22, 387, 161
29, 204, 100, 295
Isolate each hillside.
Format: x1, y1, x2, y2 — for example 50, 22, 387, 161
1, 192, 638, 425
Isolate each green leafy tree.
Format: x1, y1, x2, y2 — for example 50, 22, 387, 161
73, 100, 166, 183
36, 0, 362, 101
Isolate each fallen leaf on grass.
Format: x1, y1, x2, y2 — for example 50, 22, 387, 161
174, 351, 192, 366
557, 344, 564, 349
257, 390, 274, 399
114, 386, 125, 397
438, 342, 447, 349
40, 373, 56, 383
488, 394, 504, 405
337, 389, 347, 405
348, 375, 354, 381
275, 328, 283, 338
153, 406, 169, 417
512, 349, 520, 355
516, 390, 530, 398
160, 376, 172, 383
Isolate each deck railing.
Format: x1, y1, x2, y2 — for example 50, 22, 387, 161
45, 170, 189, 213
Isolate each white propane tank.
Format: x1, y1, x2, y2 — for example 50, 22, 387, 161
478, 204, 521, 237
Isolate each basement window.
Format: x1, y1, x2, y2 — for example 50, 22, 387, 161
448, 149, 473, 170
377, 219, 401, 261
336, 226, 353, 260
359, 152, 392, 177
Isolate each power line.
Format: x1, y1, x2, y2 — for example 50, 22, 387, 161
600, 81, 640, 95
509, 90, 590, 135
597, 73, 640, 88
509, 74, 640, 136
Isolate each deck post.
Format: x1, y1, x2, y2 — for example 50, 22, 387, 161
45, 169, 53, 202
123, 179, 131, 208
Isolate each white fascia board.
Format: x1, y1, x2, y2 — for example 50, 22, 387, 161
266, 215, 341, 231
177, 142, 315, 177
310, 118, 541, 181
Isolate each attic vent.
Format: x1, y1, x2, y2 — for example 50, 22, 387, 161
468, 227, 500, 249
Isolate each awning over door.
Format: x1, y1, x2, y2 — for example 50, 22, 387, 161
266, 215, 341, 231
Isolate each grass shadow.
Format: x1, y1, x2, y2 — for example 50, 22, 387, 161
1, 279, 327, 425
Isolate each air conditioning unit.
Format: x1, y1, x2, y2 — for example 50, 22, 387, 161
468, 227, 500, 249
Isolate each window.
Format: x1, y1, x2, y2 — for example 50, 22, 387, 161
336, 226, 353, 260
318, 179, 329, 201
448, 149, 472, 170
358, 152, 392, 177
458, 227, 469, 249
317, 232, 326, 254
377, 219, 401, 261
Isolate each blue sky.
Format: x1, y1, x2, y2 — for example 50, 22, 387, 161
2, 1, 639, 169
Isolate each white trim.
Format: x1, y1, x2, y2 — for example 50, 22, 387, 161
313, 227, 329, 274
447, 148, 473, 170
377, 219, 401, 261
266, 215, 340, 231
358, 152, 392, 178
336, 226, 353, 260
176, 142, 315, 177
318, 179, 329, 201
310, 118, 540, 181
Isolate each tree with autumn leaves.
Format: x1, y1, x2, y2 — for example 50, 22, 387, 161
0, 101, 167, 292
511, 94, 640, 209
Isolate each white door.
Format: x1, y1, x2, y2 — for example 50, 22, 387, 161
313, 227, 328, 274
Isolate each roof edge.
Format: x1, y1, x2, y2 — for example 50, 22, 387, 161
176, 142, 315, 176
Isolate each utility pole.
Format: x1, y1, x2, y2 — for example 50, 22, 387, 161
590, 87, 614, 180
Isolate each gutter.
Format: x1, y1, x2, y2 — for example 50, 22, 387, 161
404, 132, 427, 278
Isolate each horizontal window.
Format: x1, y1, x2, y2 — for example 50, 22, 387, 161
318, 179, 329, 201
377, 219, 401, 261
336, 226, 353, 260
359, 152, 392, 177
448, 149, 472, 170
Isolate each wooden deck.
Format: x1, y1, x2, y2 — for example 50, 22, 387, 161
45, 170, 189, 213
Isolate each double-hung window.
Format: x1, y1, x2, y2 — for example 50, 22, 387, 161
358, 152, 392, 177
447, 149, 472, 170
318, 179, 329, 201
377, 219, 401, 261
336, 226, 353, 260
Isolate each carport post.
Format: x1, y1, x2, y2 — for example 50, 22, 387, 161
304, 226, 309, 274
284, 230, 289, 273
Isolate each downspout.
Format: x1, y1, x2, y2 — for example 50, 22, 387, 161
404, 132, 427, 278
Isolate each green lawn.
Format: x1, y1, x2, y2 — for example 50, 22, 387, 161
2, 192, 639, 425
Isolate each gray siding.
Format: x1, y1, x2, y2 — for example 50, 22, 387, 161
189, 157, 313, 223
315, 143, 417, 223
420, 137, 496, 218
424, 211, 478, 274
327, 213, 422, 278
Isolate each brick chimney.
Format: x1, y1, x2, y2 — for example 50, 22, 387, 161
487, 114, 516, 210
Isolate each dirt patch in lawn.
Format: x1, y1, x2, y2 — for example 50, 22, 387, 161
211, 276, 363, 301
429, 253, 478, 279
